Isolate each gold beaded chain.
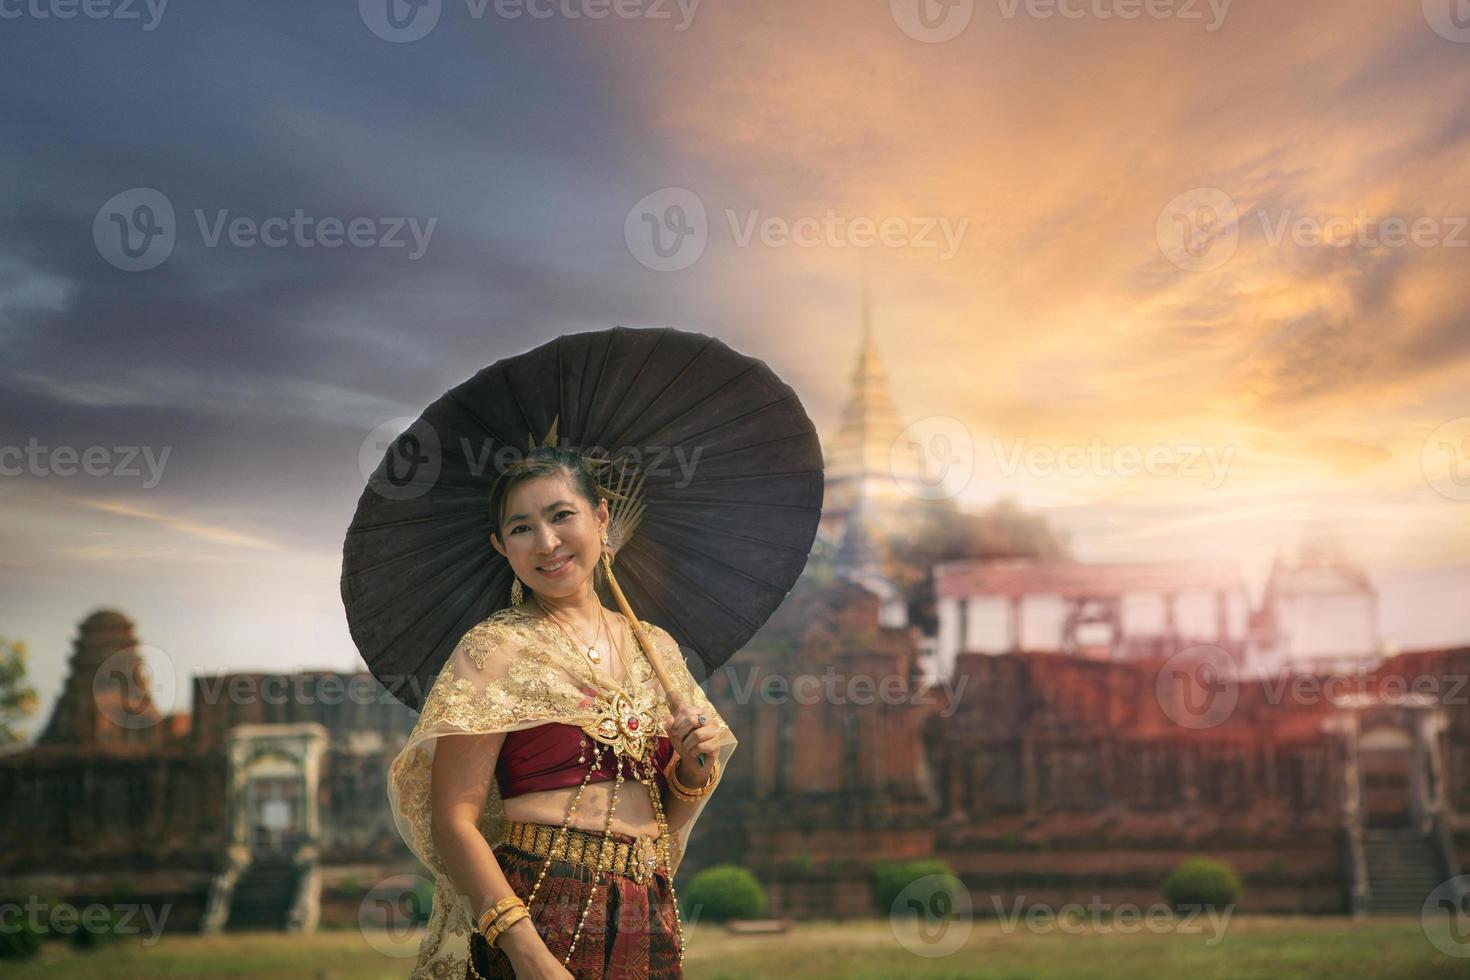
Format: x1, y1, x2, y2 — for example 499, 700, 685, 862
639, 752, 686, 961
563, 746, 623, 963
520, 737, 606, 919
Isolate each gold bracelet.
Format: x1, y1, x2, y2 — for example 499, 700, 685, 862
672, 756, 720, 795
486, 905, 530, 947
486, 906, 528, 946
477, 896, 524, 936
477, 895, 523, 934
666, 756, 720, 801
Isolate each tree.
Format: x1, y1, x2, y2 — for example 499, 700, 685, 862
0, 637, 39, 750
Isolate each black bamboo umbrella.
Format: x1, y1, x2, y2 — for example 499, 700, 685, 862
342, 326, 824, 711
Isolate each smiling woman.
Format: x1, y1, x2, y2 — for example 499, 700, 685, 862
389, 445, 735, 980
346, 326, 825, 980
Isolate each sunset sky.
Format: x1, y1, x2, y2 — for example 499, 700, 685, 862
4, 1, 1470, 725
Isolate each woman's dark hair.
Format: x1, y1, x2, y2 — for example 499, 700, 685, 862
487, 446, 601, 537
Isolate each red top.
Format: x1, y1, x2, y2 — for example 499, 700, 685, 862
496, 723, 675, 800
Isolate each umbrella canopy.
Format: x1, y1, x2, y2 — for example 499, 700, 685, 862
342, 326, 825, 710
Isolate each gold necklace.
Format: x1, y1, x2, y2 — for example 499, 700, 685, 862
535, 593, 602, 664
535, 597, 606, 666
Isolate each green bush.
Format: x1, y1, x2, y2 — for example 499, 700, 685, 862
872, 858, 966, 917
0, 903, 44, 960
681, 864, 766, 922
1162, 857, 1242, 911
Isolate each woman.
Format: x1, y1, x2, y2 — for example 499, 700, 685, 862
388, 446, 737, 979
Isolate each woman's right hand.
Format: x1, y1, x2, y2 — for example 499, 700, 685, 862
498, 917, 574, 979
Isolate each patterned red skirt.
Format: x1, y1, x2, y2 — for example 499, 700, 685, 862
468, 828, 682, 979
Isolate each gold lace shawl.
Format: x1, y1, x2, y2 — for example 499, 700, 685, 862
387, 606, 737, 980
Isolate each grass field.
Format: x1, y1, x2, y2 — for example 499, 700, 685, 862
4, 916, 1465, 979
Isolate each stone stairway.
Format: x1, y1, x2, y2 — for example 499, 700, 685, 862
1362, 829, 1446, 914
224, 854, 300, 931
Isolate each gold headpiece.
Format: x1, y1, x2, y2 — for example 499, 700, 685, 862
526, 416, 646, 560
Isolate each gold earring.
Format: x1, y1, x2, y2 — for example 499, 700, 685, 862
510, 577, 524, 606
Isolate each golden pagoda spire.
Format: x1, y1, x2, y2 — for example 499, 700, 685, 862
831, 276, 900, 475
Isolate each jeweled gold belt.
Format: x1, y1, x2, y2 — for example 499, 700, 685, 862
500, 819, 665, 887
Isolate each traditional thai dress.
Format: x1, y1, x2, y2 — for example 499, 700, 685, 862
388, 606, 737, 979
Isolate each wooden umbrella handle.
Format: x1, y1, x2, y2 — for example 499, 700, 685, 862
603, 564, 707, 767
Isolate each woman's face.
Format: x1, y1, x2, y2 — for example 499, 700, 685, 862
490, 472, 608, 601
